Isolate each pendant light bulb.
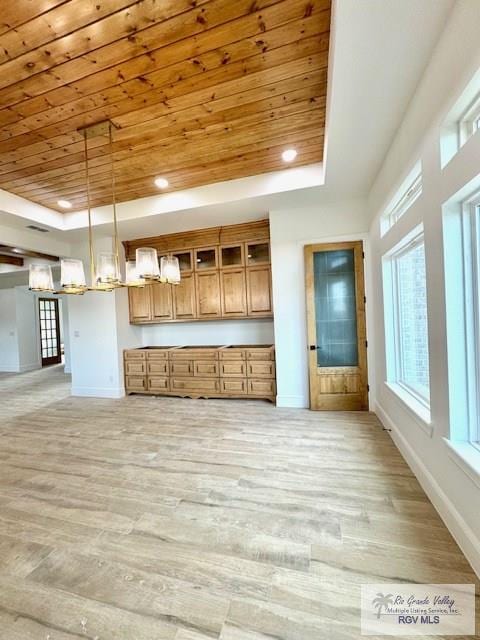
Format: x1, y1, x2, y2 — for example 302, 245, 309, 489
136, 247, 160, 279
160, 255, 181, 284
29, 264, 54, 292
60, 258, 87, 294
125, 260, 145, 287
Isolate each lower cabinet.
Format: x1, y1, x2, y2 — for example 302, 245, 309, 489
124, 345, 275, 401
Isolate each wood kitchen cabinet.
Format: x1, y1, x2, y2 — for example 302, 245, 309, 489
220, 268, 247, 317
196, 271, 221, 318
151, 282, 173, 320
128, 286, 151, 322
124, 220, 273, 324
172, 273, 196, 320
124, 345, 276, 402
246, 265, 273, 316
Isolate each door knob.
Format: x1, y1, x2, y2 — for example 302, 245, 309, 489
309, 345, 317, 351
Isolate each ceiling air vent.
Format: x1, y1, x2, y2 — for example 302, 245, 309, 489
26, 224, 49, 233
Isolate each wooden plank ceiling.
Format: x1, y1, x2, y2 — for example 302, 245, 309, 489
0, 0, 330, 212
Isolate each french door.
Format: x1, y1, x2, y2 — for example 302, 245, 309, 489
39, 298, 61, 366
305, 241, 368, 410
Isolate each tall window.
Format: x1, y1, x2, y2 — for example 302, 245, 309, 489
383, 226, 430, 417
444, 196, 480, 448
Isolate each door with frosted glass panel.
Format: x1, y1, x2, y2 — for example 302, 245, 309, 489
39, 298, 61, 367
305, 242, 368, 410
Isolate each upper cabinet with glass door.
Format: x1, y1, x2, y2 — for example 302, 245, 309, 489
172, 250, 193, 273
246, 241, 270, 265
221, 244, 244, 269
194, 247, 218, 271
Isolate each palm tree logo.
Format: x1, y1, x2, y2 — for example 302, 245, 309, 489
372, 593, 394, 619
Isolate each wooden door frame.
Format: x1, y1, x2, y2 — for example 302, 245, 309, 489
38, 297, 62, 367
304, 240, 369, 411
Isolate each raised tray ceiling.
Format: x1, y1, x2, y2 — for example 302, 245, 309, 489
0, 0, 330, 211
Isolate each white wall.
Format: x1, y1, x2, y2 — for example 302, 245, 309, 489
367, 0, 480, 576
15, 288, 40, 372
270, 200, 370, 408
142, 319, 274, 347
0, 289, 19, 372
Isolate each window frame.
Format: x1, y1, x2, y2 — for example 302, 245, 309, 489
458, 93, 480, 147
382, 225, 431, 420
381, 164, 422, 236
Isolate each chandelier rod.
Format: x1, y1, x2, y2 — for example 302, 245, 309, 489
108, 122, 121, 277
83, 128, 96, 288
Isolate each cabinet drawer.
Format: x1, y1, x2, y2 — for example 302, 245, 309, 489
148, 376, 170, 392
247, 361, 275, 378
170, 348, 219, 360
125, 375, 147, 392
171, 377, 220, 393
194, 360, 219, 378
248, 379, 276, 396
219, 348, 246, 360
169, 360, 194, 377
221, 378, 248, 395
125, 350, 146, 360
146, 349, 171, 360
147, 360, 168, 375
246, 348, 274, 361
220, 360, 247, 377
125, 360, 146, 375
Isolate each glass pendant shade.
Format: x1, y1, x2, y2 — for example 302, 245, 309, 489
60, 258, 87, 293
160, 255, 181, 284
136, 247, 160, 279
125, 260, 145, 286
29, 264, 54, 291
96, 252, 120, 285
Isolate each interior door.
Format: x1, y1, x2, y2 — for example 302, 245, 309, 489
305, 241, 368, 410
39, 298, 61, 367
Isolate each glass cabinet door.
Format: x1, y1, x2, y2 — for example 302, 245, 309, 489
172, 251, 192, 272
221, 244, 244, 268
246, 242, 270, 265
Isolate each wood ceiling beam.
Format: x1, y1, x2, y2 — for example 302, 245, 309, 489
0, 246, 59, 262
0, 254, 24, 266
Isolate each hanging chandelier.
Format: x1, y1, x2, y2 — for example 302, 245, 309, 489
29, 120, 180, 294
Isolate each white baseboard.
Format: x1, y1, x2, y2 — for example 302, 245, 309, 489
0, 364, 19, 373
19, 362, 41, 373
276, 394, 308, 408
71, 386, 125, 399
376, 401, 480, 579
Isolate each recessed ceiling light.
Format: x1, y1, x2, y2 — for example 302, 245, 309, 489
57, 199, 72, 209
154, 177, 169, 189
282, 148, 297, 163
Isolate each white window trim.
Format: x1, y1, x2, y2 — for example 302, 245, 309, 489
443, 190, 480, 487
381, 165, 422, 236
458, 93, 480, 146
382, 225, 431, 424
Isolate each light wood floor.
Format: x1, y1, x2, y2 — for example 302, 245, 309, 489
0, 365, 477, 639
